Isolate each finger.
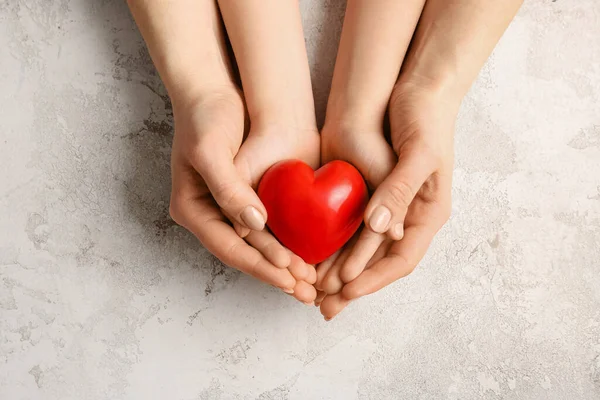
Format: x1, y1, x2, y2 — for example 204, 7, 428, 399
315, 250, 341, 291
339, 229, 386, 283
190, 143, 267, 232
317, 230, 359, 292
288, 254, 313, 281
245, 229, 291, 269
342, 223, 438, 300
291, 280, 318, 305
320, 292, 352, 320
365, 239, 392, 270
365, 149, 436, 240
314, 290, 327, 307
170, 191, 295, 292
322, 248, 352, 295
222, 208, 251, 238
234, 222, 250, 238
305, 264, 317, 285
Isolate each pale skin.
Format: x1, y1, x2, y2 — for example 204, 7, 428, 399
317, 0, 524, 319
127, 0, 319, 304
127, 0, 523, 315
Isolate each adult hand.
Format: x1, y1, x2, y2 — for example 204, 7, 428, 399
313, 0, 426, 307
128, 0, 317, 302
316, 0, 522, 319
318, 82, 455, 319
169, 87, 318, 303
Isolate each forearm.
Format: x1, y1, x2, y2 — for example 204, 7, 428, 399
127, 0, 235, 107
325, 0, 426, 130
217, 0, 316, 130
399, 0, 523, 102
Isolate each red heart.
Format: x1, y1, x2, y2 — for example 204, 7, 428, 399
258, 160, 368, 264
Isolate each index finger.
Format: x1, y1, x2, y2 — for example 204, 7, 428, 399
174, 195, 296, 291
339, 228, 386, 283
341, 223, 438, 300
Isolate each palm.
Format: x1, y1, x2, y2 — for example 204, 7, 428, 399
235, 128, 320, 188
316, 124, 396, 296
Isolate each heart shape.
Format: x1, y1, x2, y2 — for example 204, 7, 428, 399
258, 160, 368, 264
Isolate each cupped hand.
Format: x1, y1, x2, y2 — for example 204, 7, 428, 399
317, 82, 455, 319
316, 106, 397, 299
234, 123, 321, 303
168, 86, 318, 303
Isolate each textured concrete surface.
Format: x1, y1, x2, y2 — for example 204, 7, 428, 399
1, 1, 599, 399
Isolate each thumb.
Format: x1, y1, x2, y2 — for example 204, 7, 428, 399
190, 141, 267, 231
364, 147, 436, 240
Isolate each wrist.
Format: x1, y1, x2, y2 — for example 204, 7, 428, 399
393, 72, 464, 114
165, 65, 238, 110
170, 83, 243, 123
247, 96, 318, 134
324, 92, 388, 135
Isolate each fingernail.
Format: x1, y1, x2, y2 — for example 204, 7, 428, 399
241, 206, 265, 231
314, 302, 321, 307
324, 317, 332, 322
282, 288, 294, 294
303, 301, 314, 306
369, 206, 391, 233
394, 223, 404, 239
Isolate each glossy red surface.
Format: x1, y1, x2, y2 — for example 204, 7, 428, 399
258, 160, 368, 264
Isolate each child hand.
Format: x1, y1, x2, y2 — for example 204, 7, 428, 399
315, 110, 396, 296
234, 124, 321, 304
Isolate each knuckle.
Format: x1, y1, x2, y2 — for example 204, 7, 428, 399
404, 265, 417, 277
189, 138, 216, 169
220, 240, 243, 269
344, 284, 364, 300
264, 240, 282, 256
247, 257, 262, 278
385, 180, 414, 210
211, 180, 239, 210
391, 253, 416, 277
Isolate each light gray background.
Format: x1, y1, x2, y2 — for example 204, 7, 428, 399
1, 1, 599, 399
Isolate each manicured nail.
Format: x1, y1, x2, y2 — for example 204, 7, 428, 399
369, 206, 391, 233
393, 223, 404, 239
282, 288, 294, 294
241, 206, 265, 231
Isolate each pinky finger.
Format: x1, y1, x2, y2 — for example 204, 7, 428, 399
245, 229, 291, 269
339, 229, 385, 283
319, 292, 352, 320
315, 250, 341, 291
314, 290, 327, 307
292, 280, 317, 304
